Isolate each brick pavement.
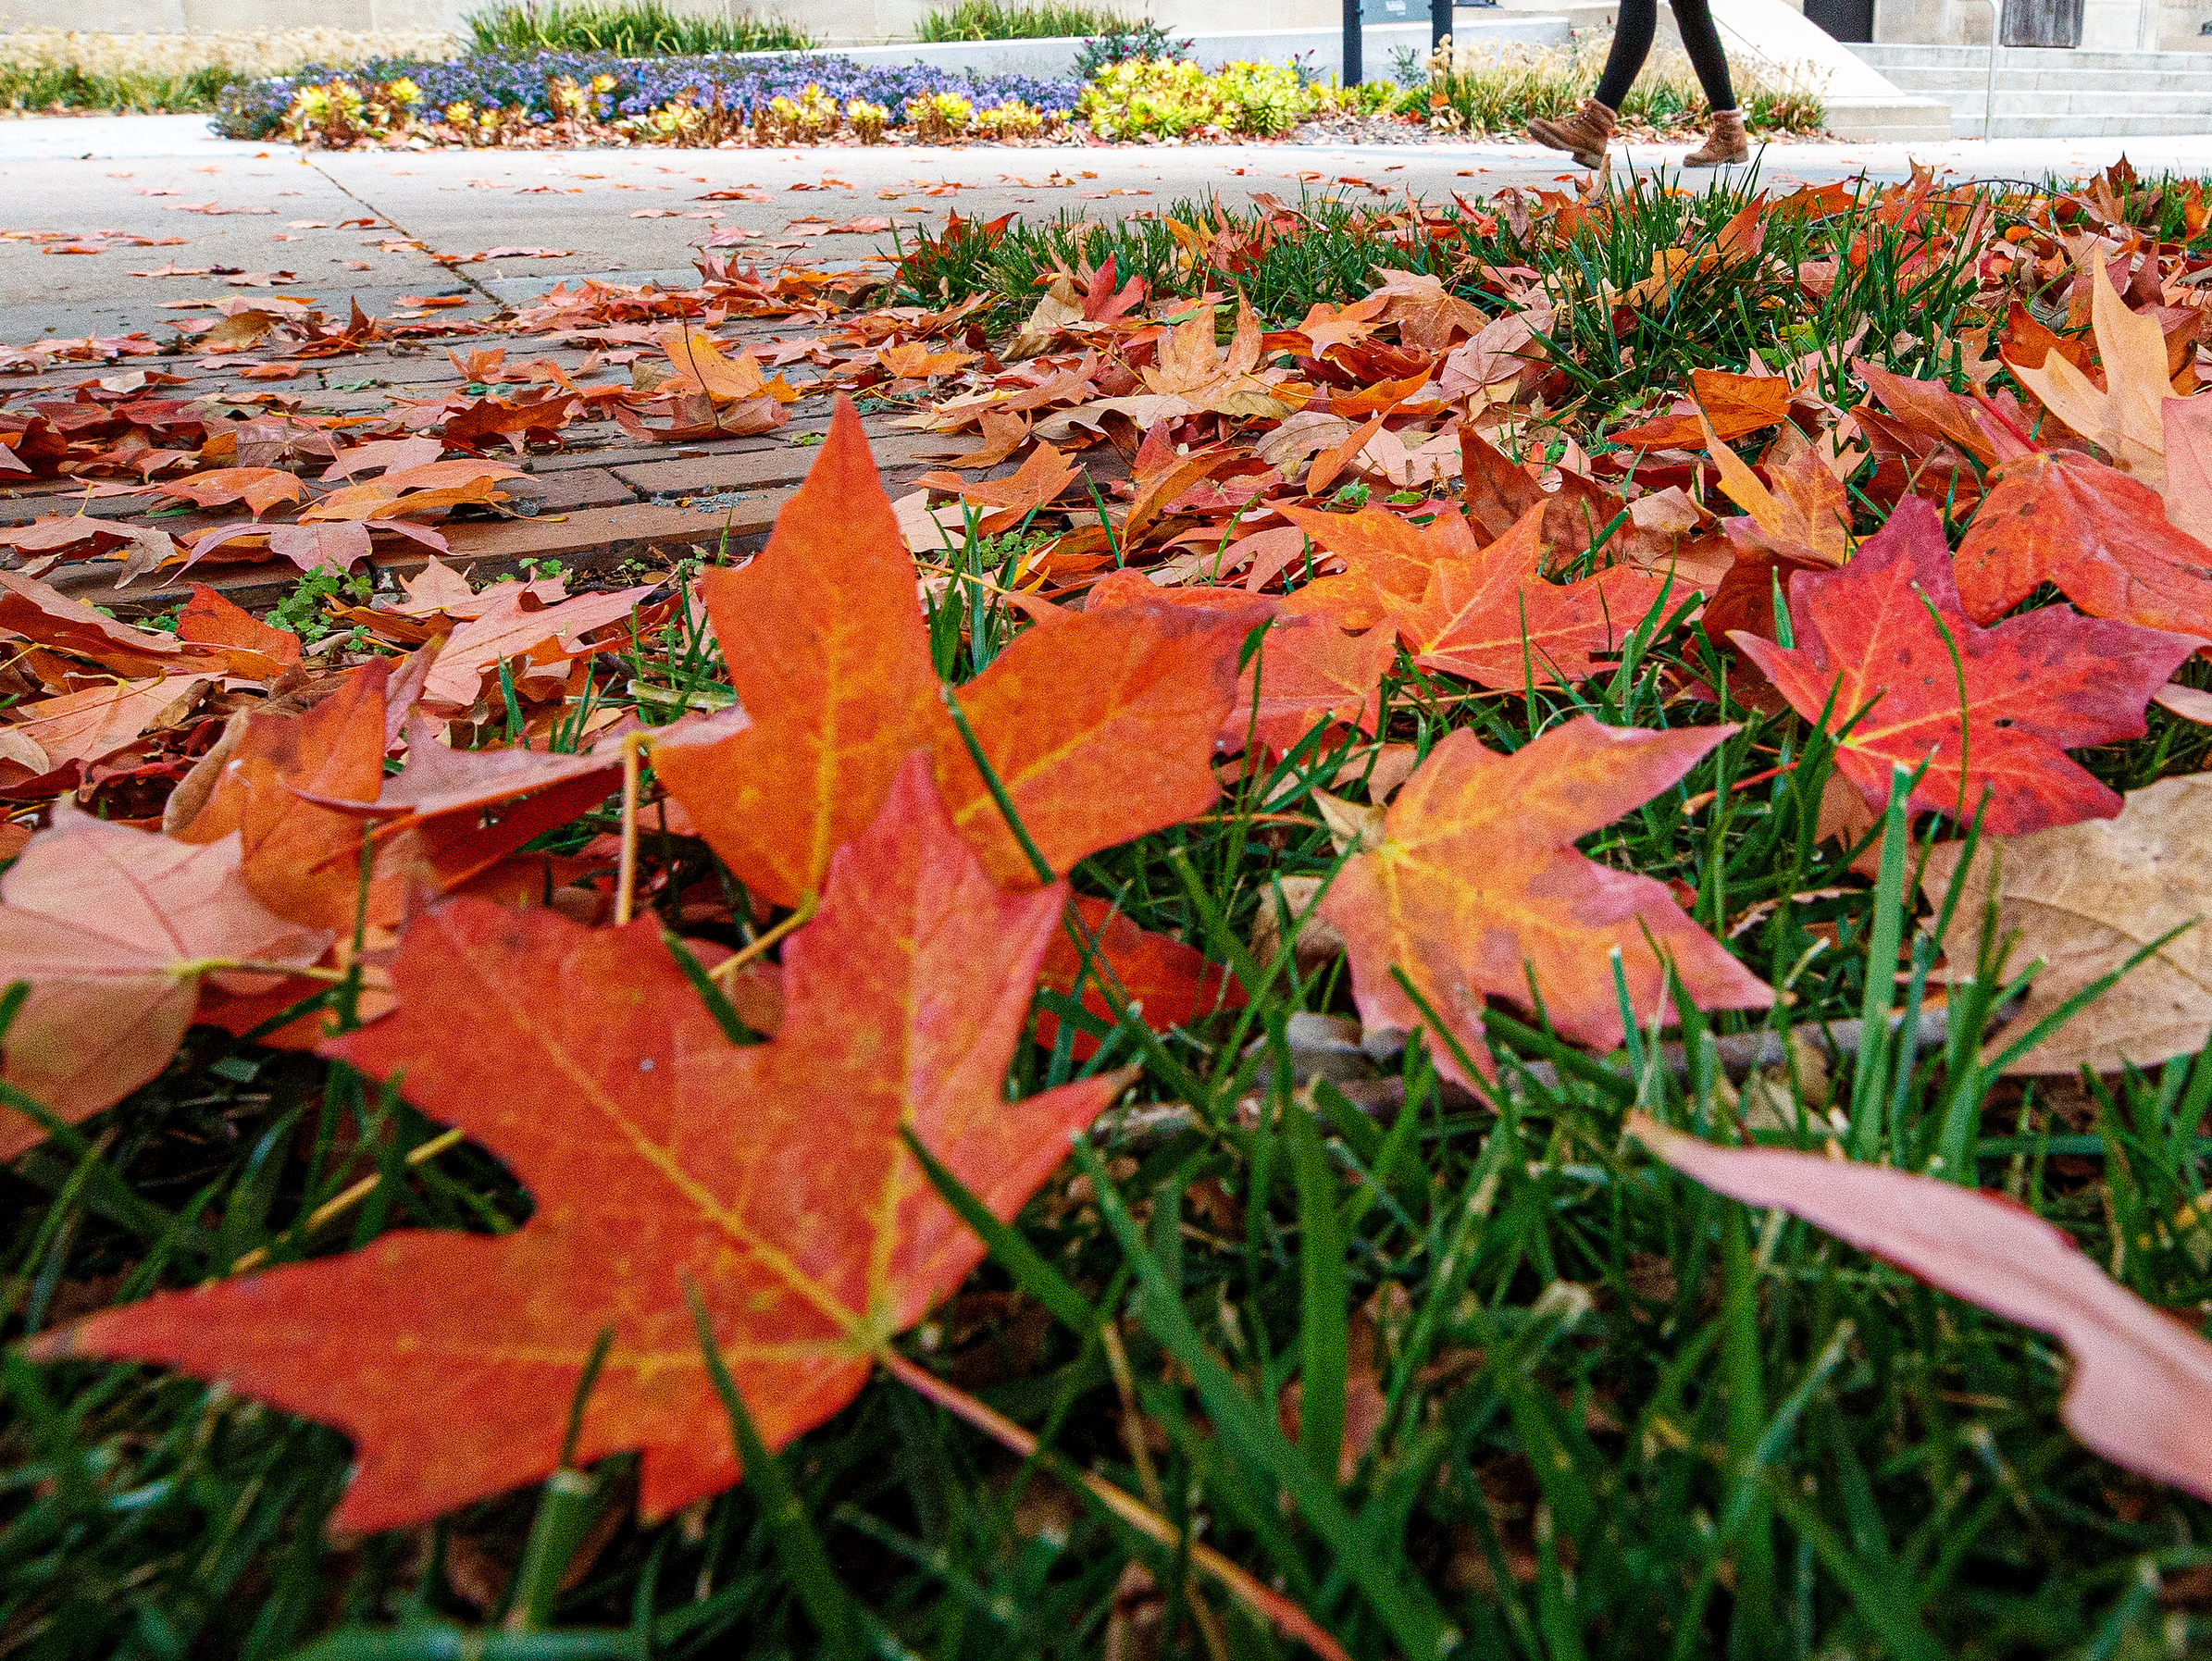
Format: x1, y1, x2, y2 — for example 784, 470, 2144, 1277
0, 304, 979, 616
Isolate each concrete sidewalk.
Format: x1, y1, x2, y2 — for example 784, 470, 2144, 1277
5, 116, 2212, 342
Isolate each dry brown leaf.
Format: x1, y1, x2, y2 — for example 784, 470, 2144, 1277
1920, 773, 2212, 1074
2009, 252, 2170, 485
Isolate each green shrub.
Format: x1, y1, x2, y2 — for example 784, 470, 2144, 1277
464, 1, 812, 56
1076, 56, 1316, 139
0, 25, 457, 111
916, 0, 1133, 40
1072, 19, 1190, 76
0, 62, 244, 112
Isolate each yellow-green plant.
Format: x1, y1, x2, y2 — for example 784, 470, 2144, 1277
907, 89, 975, 142
846, 97, 890, 142
275, 74, 423, 146
760, 82, 839, 142
972, 96, 1045, 139
1076, 56, 1313, 139
545, 71, 615, 123
1310, 75, 1408, 118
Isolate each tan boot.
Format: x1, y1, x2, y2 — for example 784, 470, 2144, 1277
1528, 98, 1617, 168
1683, 107, 1750, 167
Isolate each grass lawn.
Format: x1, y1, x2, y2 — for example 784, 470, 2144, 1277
6, 166, 2212, 1661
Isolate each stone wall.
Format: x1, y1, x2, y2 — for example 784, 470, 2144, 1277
1871, 0, 2211, 48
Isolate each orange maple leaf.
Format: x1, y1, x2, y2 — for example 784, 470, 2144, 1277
656, 326, 796, 407
34, 758, 1123, 1531
1611, 369, 1792, 451
172, 657, 623, 941
1282, 502, 1668, 690
0, 569, 204, 677
1320, 718, 1772, 1087
1138, 299, 1291, 417
2, 674, 208, 785
1281, 293, 1388, 361
1698, 425, 1852, 645
173, 659, 391, 933
652, 398, 1254, 905
914, 440, 1084, 534
153, 466, 304, 517
418, 582, 661, 713
1366, 268, 1486, 353
178, 584, 302, 677
1086, 572, 1393, 758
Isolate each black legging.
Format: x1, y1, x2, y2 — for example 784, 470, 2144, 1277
1594, 0, 1737, 113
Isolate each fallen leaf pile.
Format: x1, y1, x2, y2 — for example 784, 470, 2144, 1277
9, 159, 2212, 1584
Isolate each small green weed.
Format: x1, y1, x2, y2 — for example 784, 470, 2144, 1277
266, 566, 371, 644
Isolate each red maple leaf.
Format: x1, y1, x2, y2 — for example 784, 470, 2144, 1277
1734, 499, 2194, 834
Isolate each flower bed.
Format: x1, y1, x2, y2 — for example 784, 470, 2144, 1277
215, 30, 1822, 149
216, 47, 1082, 145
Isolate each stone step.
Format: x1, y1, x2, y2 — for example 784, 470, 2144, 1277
1872, 64, 2212, 89
1871, 68, 2212, 93
1842, 41, 2212, 136
1910, 86, 2212, 108
1941, 110, 2212, 134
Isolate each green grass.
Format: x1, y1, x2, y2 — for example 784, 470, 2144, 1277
14, 565, 2212, 1657
463, 0, 814, 56
897, 167, 2014, 415
14, 170, 2212, 1658
917, 0, 1135, 40
0, 63, 249, 114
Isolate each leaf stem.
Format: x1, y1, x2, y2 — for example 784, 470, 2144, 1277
707, 895, 817, 986
180, 959, 353, 984
615, 731, 644, 927
221, 1125, 466, 1280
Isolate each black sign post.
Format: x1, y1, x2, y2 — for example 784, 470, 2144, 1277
1343, 0, 1363, 84
1433, 0, 1451, 49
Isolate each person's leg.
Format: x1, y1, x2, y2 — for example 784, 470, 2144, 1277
1528, 0, 1647, 165
1593, 0, 1659, 111
1671, 0, 1752, 165
1667, 0, 1738, 111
